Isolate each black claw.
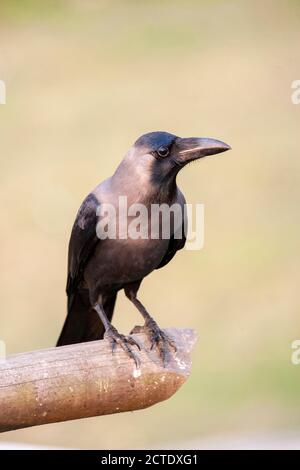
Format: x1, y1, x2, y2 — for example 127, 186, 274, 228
111, 339, 118, 354
104, 327, 141, 368
129, 350, 141, 370
126, 336, 142, 351
145, 320, 176, 366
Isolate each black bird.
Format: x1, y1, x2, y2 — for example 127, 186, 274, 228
57, 131, 230, 365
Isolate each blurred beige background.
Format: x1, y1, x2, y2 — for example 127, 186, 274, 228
0, 0, 300, 449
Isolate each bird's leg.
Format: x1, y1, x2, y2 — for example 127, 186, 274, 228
126, 292, 176, 365
93, 302, 141, 368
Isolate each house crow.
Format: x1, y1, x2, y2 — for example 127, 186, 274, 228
57, 131, 230, 365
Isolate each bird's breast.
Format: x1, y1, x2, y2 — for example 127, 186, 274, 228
84, 237, 170, 288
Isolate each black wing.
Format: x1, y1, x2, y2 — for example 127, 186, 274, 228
57, 192, 107, 347
66, 193, 100, 296
156, 222, 186, 269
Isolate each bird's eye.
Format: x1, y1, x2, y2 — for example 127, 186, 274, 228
157, 146, 169, 158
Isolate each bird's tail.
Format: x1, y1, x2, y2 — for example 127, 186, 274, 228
56, 290, 117, 347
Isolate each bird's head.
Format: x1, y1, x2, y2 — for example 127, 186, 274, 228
114, 131, 231, 196
123, 131, 231, 186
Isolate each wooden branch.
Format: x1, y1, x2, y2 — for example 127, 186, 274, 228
0, 328, 197, 432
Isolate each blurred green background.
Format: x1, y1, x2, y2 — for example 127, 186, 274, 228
0, 0, 300, 449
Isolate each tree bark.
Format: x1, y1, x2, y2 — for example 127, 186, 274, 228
0, 328, 197, 432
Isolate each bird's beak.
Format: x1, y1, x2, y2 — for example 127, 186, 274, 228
175, 137, 231, 166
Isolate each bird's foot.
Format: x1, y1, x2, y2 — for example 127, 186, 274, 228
145, 318, 177, 366
104, 325, 141, 369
